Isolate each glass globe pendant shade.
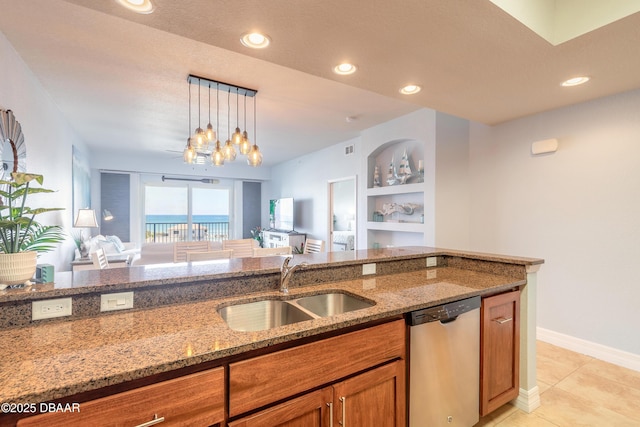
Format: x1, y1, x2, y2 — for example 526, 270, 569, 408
247, 144, 262, 167
183, 139, 197, 164
232, 127, 243, 145
211, 141, 225, 166
192, 127, 207, 150
205, 123, 216, 142
239, 131, 251, 155
223, 139, 237, 161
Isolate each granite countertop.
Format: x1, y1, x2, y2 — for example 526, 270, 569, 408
0, 247, 542, 303
0, 264, 527, 405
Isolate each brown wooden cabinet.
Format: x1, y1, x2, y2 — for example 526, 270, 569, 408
228, 387, 333, 427
229, 320, 406, 426
230, 361, 405, 427
17, 367, 225, 427
480, 289, 521, 416
333, 360, 405, 427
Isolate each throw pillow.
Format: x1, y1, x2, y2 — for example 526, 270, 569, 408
106, 235, 125, 253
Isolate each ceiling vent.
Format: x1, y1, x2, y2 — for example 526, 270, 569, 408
344, 145, 355, 156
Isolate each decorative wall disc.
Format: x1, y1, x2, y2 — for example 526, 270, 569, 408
0, 109, 27, 181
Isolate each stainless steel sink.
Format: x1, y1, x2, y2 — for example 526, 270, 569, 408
218, 300, 314, 332
295, 292, 374, 317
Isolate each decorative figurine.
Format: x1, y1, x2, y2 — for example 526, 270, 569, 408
373, 165, 381, 187
397, 149, 413, 184
386, 158, 398, 186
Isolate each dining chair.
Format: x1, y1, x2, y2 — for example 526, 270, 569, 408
252, 246, 292, 257
174, 241, 211, 262
303, 238, 325, 254
91, 248, 109, 269
186, 250, 233, 261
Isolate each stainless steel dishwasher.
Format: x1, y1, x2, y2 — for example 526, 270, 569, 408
408, 296, 481, 427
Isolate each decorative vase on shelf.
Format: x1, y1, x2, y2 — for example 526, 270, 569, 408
373, 165, 381, 187
416, 159, 424, 183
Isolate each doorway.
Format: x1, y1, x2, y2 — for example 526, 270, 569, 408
328, 176, 357, 251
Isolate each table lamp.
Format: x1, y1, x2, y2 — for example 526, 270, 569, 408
74, 208, 98, 258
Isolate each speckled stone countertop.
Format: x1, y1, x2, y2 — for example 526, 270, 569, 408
0, 246, 541, 303
0, 247, 542, 406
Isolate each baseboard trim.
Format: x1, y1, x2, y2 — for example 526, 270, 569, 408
512, 386, 540, 413
537, 327, 640, 372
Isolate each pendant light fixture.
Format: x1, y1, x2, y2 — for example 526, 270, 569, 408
211, 82, 225, 166
183, 81, 196, 163
185, 75, 260, 166
205, 83, 216, 142
239, 94, 251, 155
247, 94, 263, 167
232, 88, 243, 145
223, 88, 237, 161
192, 79, 207, 150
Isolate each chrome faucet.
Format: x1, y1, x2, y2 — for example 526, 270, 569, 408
280, 256, 308, 294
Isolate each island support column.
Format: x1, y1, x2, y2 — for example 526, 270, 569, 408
513, 264, 541, 412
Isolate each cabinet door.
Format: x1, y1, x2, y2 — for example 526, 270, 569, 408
229, 387, 332, 427
480, 289, 521, 416
332, 360, 406, 427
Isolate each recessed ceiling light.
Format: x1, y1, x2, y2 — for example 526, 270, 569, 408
115, 0, 154, 14
561, 76, 590, 87
399, 84, 421, 95
333, 63, 357, 75
240, 32, 271, 49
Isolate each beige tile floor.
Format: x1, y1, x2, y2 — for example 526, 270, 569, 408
475, 341, 640, 426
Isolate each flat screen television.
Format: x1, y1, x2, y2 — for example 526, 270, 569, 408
269, 198, 294, 231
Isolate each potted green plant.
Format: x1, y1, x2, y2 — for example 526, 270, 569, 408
0, 172, 64, 285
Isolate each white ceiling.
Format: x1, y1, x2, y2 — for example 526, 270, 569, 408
1, 0, 639, 169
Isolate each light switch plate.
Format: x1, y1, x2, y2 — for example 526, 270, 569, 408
426, 257, 437, 267
100, 291, 134, 312
362, 263, 376, 275
32, 298, 72, 320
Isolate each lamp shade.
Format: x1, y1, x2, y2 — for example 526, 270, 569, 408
74, 209, 98, 228
103, 209, 114, 221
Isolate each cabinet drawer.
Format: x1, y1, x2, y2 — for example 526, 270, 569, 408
18, 367, 225, 427
229, 319, 405, 417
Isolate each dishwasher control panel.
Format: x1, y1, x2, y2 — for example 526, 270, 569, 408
409, 295, 480, 325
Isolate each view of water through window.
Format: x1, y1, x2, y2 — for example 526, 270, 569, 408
144, 184, 230, 242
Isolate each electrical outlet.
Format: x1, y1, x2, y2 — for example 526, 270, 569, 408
32, 298, 72, 320
362, 263, 376, 275
426, 257, 437, 267
100, 291, 134, 312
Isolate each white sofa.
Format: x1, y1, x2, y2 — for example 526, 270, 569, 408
84, 235, 140, 264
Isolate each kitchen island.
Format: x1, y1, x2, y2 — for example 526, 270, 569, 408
0, 247, 543, 425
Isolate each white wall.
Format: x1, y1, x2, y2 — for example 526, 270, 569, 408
468, 89, 640, 356
267, 137, 361, 242
435, 112, 470, 249
0, 31, 84, 271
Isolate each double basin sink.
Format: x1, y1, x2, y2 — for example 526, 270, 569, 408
218, 292, 375, 332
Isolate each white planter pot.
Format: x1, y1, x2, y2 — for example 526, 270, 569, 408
0, 251, 37, 285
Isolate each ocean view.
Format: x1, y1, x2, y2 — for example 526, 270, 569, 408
145, 214, 229, 223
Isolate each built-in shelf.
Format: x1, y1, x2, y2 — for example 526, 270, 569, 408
366, 182, 425, 197
366, 221, 424, 233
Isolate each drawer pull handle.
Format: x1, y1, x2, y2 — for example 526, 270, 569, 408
327, 402, 334, 427
493, 317, 513, 324
134, 414, 165, 427
340, 396, 346, 426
